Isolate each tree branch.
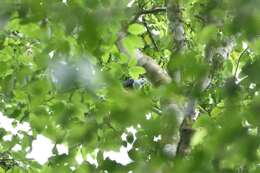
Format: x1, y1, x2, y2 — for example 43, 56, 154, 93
116, 32, 171, 86
165, 0, 191, 157
130, 7, 167, 24
166, 1, 236, 157
135, 49, 172, 85
176, 38, 236, 156
167, 2, 186, 54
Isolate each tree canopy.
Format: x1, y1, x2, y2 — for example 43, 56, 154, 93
0, 0, 260, 172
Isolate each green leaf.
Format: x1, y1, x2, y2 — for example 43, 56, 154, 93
222, 59, 233, 78
128, 23, 146, 35
129, 66, 146, 79
198, 25, 218, 43
122, 35, 144, 53
191, 127, 207, 147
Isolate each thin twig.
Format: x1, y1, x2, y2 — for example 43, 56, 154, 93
152, 107, 162, 115
140, 7, 167, 15
234, 47, 249, 78
198, 105, 211, 116
130, 7, 167, 24
142, 18, 160, 51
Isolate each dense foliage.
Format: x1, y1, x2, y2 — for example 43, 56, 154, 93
0, 0, 260, 172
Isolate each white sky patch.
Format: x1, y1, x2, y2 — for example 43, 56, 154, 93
86, 149, 99, 167
103, 146, 133, 166
126, 126, 137, 135
76, 153, 84, 164
56, 144, 69, 155
242, 42, 248, 49
0, 112, 31, 135
70, 166, 76, 171
62, 0, 68, 4
3, 134, 13, 141
121, 133, 128, 141
249, 83, 256, 89
0, 112, 136, 166
121, 133, 133, 151
125, 126, 137, 150
26, 135, 54, 165
127, 0, 135, 7
145, 112, 152, 120
209, 95, 214, 104
103, 126, 138, 165
153, 135, 162, 142
17, 133, 24, 139
151, 29, 160, 36
12, 144, 22, 152
48, 50, 55, 59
